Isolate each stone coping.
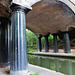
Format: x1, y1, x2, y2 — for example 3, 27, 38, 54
28, 52, 75, 59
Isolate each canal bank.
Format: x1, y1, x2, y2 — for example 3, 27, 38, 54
0, 54, 74, 75
28, 54, 75, 75
28, 52, 75, 59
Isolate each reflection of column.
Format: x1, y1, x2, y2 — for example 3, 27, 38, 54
54, 59, 59, 72
10, 5, 28, 75
65, 60, 72, 75
53, 34, 58, 53
45, 58, 50, 69
49, 59, 55, 70
44, 35, 49, 52
0, 18, 10, 67
38, 57, 42, 66
38, 36, 42, 52
72, 62, 75, 75
60, 60, 72, 75
64, 32, 71, 53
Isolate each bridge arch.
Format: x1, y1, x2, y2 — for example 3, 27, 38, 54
59, 0, 75, 13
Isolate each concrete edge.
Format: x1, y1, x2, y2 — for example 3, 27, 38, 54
28, 52, 75, 59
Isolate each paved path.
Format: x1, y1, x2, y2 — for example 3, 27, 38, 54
0, 64, 64, 75
28, 64, 64, 75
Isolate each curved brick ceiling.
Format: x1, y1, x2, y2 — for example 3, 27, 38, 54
26, 0, 75, 36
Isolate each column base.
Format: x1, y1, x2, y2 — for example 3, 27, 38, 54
65, 51, 71, 53
10, 70, 28, 75
0, 62, 10, 68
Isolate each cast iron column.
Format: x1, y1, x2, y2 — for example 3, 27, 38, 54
8, 22, 11, 63
64, 32, 71, 53
38, 36, 42, 52
10, 5, 28, 75
44, 35, 49, 52
53, 34, 58, 53
0, 18, 10, 67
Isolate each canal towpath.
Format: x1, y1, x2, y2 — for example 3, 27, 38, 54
28, 64, 65, 75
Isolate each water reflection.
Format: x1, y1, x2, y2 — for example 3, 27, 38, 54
60, 60, 72, 75
54, 59, 59, 72
28, 55, 75, 75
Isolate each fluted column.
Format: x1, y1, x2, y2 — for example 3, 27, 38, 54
0, 18, 10, 67
53, 34, 58, 53
38, 36, 42, 52
8, 22, 11, 64
44, 35, 49, 52
64, 32, 71, 53
10, 5, 28, 75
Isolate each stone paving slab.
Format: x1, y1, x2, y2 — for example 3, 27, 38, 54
28, 64, 64, 75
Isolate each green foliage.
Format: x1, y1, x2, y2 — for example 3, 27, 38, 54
32, 72, 39, 75
26, 29, 38, 53
41, 37, 45, 48
48, 35, 53, 46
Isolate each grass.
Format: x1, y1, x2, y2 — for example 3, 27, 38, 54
32, 72, 39, 75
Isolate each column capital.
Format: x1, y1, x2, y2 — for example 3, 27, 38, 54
10, 4, 31, 14
11, 0, 41, 10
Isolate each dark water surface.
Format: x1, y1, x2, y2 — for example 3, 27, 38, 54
28, 54, 75, 75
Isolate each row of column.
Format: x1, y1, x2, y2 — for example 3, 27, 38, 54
38, 32, 71, 53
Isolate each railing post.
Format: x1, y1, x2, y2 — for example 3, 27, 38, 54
10, 5, 29, 75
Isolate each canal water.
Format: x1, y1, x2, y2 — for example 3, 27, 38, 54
28, 54, 75, 75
